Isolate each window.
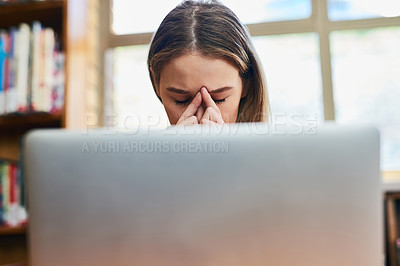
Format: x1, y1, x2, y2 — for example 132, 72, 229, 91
103, 0, 400, 171
112, 0, 182, 34
111, 0, 312, 34
328, 0, 400, 21
252, 33, 323, 121
220, 0, 312, 24
111, 45, 169, 129
331, 27, 400, 170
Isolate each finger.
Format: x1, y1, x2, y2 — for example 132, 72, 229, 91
177, 92, 202, 123
200, 120, 218, 126
177, 115, 198, 125
200, 87, 221, 114
201, 107, 224, 124
195, 103, 205, 123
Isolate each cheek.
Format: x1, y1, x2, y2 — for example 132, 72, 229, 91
162, 101, 186, 125
159, 92, 180, 124
219, 97, 241, 123
219, 105, 239, 123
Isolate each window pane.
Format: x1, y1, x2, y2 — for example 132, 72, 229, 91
221, 0, 311, 24
331, 27, 400, 170
112, 0, 182, 34
252, 33, 323, 123
112, 0, 311, 35
328, 0, 400, 21
111, 45, 169, 129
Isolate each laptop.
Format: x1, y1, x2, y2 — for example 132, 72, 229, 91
23, 123, 383, 266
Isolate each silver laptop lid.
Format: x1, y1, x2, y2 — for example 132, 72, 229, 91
24, 123, 383, 266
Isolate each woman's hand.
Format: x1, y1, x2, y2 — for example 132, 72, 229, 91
176, 91, 203, 125
198, 87, 225, 125
176, 87, 225, 125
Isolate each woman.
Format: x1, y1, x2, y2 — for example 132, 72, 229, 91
148, 0, 269, 125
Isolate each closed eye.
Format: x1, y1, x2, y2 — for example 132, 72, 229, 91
214, 98, 226, 104
175, 99, 191, 105
174, 97, 227, 105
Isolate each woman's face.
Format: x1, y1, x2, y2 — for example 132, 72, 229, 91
156, 53, 247, 124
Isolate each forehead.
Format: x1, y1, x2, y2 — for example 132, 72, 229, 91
159, 53, 241, 92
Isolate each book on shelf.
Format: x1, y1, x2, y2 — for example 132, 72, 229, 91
0, 21, 65, 116
0, 0, 57, 4
0, 160, 27, 228
0, 31, 6, 115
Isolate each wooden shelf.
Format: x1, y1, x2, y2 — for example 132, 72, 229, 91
0, 0, 65, 48
0, 226, 27, 236
0, 0, 64, 16
0, 1, 64, 13
0, 113, 62, 129
0, 227, 27, 264
0, 113, 62, 161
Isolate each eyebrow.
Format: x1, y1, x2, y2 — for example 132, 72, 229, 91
166, 86, 234, 94
166, 87, 190, 94
210, 86, 234, 94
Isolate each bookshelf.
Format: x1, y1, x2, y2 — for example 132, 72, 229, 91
383, 175, 400, 266
0, 0, 67, 265
0, 225, 26, 236
0, 0, 99, 263
0, 0, 66, 264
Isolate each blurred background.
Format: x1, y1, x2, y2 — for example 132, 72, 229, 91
0, 1, 399, 264
104, 0, 400, 171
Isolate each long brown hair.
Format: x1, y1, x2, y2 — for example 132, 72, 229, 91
148, 0, 269, 122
